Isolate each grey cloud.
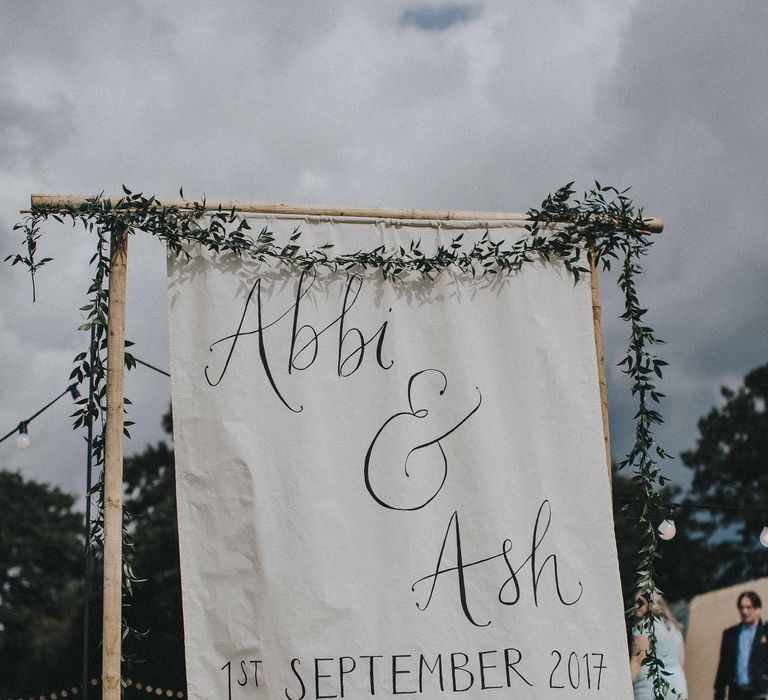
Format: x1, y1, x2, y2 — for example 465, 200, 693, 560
1, 0, 766, 503
400, 3, 482, 31
586, 0, 768, 482
0, 96, 75, 172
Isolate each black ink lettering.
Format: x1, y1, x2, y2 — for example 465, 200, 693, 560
254, 278, 303, 413
339, 657, 356, 698
337, 276, 364, 377
206, 278, 303, 412
337, 277, 394, 377
205, 281, 260, 387
336, 276, 362, 378
450, 653, 474, 692
583, 653, 591, 688
289, 270, 319, 372
364, 369, 482, 511
221, 661, 232, 700
568, 652, 581, 688
415, 510, 490, 627
208, 272, 316, 381
207, 273, 392, 409
314, 658, 337, 700
392, 655, 416, 695
285, 658, 307, 700
418, 654, 444, 693
374, 310, 394, 371
359, 655, 383, 696
238, 660, 249, 686
478, 650, 503, 690
505, 648, 533, 688
592, 653, 606, 690
413, 500, 583, 620
531, 501, 583, 606
250, 660, 262, 686
549, 650, 564, 689
412, 545, 508, 593
338, 330, 364, 377
498, 539, 521, 606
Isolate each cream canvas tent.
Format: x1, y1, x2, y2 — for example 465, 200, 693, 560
686, 577, 768, 699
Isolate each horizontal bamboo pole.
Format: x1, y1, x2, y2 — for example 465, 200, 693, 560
27, 194, 664, 232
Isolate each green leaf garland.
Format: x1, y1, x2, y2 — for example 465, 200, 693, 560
10, 182, 674, 698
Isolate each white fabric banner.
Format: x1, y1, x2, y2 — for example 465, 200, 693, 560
168, 216, 632, 699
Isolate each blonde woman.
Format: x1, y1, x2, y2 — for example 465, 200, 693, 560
631, 592, 688, 700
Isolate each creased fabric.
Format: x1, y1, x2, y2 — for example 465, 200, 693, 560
167, 216, 632, 699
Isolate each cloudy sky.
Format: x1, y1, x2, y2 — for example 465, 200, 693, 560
1, 1, 766, 505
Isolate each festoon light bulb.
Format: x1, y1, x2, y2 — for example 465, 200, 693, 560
759, 526, 768, 549
16, 423, 30, 449
658, 519, 677, 541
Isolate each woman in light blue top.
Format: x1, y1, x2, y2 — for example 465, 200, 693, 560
631, 592, 688, 700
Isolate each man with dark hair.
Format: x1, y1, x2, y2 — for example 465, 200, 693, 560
714, 591, 768, 699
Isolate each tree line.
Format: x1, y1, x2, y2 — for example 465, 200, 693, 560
2, 363, 766, 697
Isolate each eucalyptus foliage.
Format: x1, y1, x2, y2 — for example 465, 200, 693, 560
8, 183, 675, 698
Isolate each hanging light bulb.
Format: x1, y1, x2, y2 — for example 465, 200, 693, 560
658, 519, 676, 540
16, 422, 30, 449
760, 526, 768, 548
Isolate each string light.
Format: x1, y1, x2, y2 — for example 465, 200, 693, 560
658, 519, 677, 541
16, 422, 30, 449
3, 678, 184, 700
0, 358, 177, 700
1, 356, 168, 451
655, 504, 679, 541
1, 384, 80, 449
615, 496, 768, 545
2, 359, 765, 700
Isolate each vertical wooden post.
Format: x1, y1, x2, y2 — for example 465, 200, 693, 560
590, 252, 612, 479
102, 227, 128, 698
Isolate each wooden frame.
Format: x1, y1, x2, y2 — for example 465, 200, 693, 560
102, 229, 128, 697
27, 195, 661, 697
26, 195, 664, 234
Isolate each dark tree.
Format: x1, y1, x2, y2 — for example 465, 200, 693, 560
122, 410, 187, 692
681, 362, 768, 587
612, 464, 711, 606
0, 470, 85, 696
0, 409, 184, 698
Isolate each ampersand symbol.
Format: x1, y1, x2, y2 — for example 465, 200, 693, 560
363, 368, 482, 511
